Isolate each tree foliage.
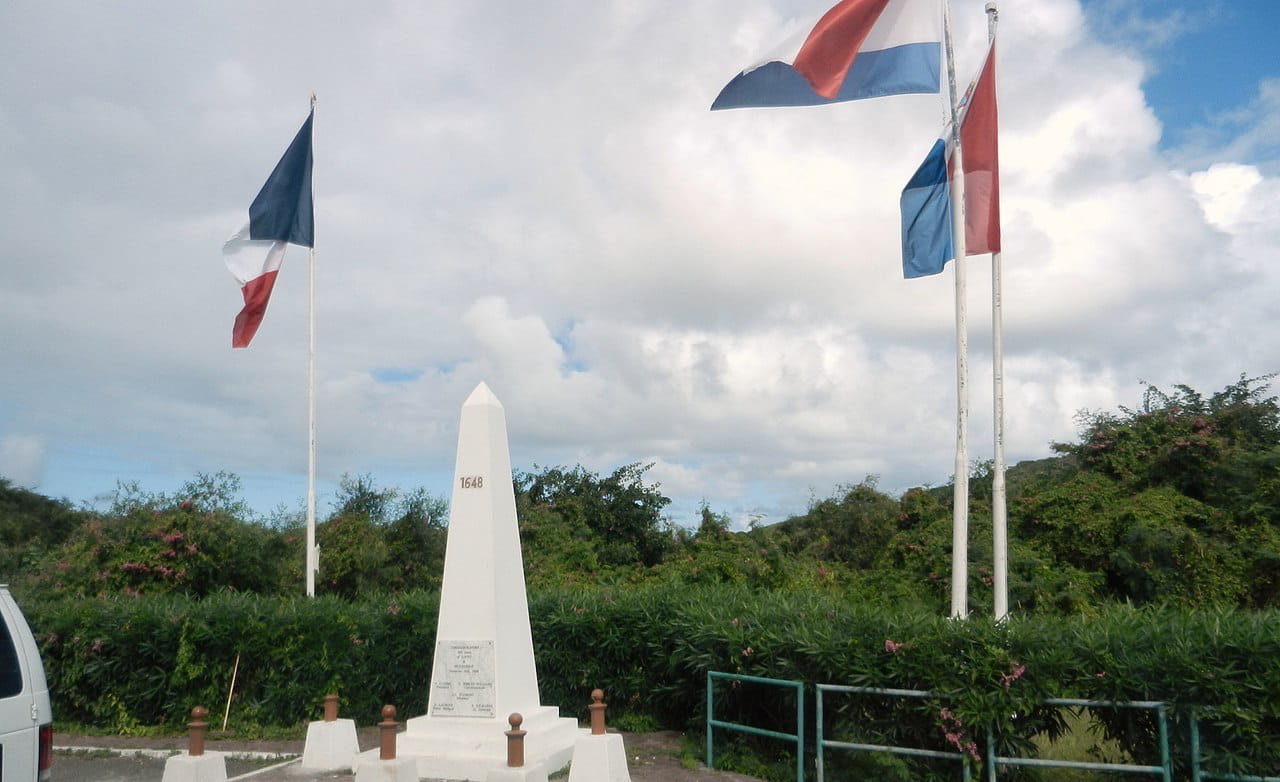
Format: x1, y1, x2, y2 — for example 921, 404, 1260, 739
2, 375, 1277, 612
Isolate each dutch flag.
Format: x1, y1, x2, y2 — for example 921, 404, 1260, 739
712, 0, 942, 110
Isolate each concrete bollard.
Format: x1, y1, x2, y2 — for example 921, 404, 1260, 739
355, 703, 415, 781
379, 705, 398, 760
303, 692, 360, 771
566, 688, 630, 782
162, 705, 227, 782
485, 711, 549, 781
188, 706, 208, 757
589, 690, 606, 736
506, 713, 526, 767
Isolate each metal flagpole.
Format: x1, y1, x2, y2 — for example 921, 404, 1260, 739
986, 2, 1008, 621
943, 0, 970, 619
305, 93, 318, 598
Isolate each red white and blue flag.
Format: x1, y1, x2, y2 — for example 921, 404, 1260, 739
222, 110, 314, 348
712, 0, 942, 110
900, 36, 1000, 278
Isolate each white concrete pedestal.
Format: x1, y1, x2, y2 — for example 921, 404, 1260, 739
161, 752, 228, 782
301, 717, 360, 770
354, 756, 418, 782
392, 706, 577, 780
567, 731, 631, 782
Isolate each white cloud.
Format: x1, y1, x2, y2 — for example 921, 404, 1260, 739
1189, 163, 1263, 230
0, 0, 1276, 525
0, 435, 45, 489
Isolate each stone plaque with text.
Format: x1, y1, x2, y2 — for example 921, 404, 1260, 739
430, 640, 496, 718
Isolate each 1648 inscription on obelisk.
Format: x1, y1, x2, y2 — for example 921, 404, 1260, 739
391, 382, 577, 780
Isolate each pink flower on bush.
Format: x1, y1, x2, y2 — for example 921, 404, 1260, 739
56, 561, 70, 571
999, 661, 1026, 691
742, 646, 754, 658
938, 707, 981, 764
884, 639, 902, 653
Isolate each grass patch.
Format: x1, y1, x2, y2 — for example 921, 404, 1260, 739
1025, 709, 1134, 781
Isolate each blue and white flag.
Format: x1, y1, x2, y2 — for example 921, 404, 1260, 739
899, 132, 953, 278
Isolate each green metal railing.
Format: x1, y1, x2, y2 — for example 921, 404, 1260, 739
1190, 714, 1280, 782
816, 684, 972, 782
985, 698, 1171, 781
706, 671, 805, 782
712, 673, 1272, 781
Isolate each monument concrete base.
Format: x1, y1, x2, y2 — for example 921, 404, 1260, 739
484, 763, 550, 782
354, 756, 418, 782
394, 706, 578, 781
160, 752, 227, 782
301, 718, 360, 770
567, 731, 631, 782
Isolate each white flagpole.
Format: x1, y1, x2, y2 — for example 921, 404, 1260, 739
943, 0, 970, 619
986, 2, 1008, 621
305, 93, 318, 598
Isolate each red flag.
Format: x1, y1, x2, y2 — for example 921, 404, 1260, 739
960, 38, 1000, 255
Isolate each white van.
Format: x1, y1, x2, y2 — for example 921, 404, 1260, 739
0, 586, 52, 782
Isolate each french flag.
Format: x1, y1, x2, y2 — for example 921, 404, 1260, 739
900, 36, 1000, 278
222, 110, 314, 348
712, 0, 941, 110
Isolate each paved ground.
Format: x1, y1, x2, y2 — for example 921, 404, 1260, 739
54, 728, 767, 782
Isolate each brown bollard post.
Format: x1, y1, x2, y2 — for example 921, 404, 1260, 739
589, 689, 606, 736
323, 694, 338, 722
188, 706, 209, 757
506, 713, 526, 767
378, 705, 398, 760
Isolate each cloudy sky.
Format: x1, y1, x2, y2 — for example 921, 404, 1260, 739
1, 0, 1277, 528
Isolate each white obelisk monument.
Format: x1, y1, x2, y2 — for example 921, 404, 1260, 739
394, 382, 578, 780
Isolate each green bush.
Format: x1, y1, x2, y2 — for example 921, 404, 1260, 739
30, 591, 439, 730
22, 587, 1278, 778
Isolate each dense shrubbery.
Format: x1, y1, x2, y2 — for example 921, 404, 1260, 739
29, 591, 440, 732
22, 587, 1280, 778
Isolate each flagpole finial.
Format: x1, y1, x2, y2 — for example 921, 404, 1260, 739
310, 92, 317, 109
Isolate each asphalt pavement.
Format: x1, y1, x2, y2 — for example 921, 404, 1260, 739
52, 729, 767, 782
